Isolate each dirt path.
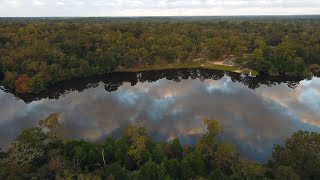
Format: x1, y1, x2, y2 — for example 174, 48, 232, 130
208, 58, 235, 67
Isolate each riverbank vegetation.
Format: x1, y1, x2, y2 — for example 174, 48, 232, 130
0, 18, 320, 93
0, 114, 319, 179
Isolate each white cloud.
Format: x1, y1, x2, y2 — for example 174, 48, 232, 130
33, 0, 47, 6
0, 0, 320, 16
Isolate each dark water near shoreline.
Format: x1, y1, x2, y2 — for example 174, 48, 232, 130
0, 68, 319, 163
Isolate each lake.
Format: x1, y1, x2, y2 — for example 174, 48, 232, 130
0, 68, 319, 163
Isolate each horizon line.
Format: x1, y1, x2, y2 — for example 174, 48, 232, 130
1, 14, 320, 18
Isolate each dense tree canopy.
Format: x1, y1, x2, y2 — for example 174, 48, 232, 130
0, 114, 319, 179
0, 19, 319, 93
271, 131, 320, 179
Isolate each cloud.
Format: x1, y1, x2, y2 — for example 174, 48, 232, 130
33, 0, 46, 6
0, 0, 320, 16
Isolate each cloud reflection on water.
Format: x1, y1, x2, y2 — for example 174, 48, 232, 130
0, 75, 319, 163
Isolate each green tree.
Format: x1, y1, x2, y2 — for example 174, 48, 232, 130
181, 150, 207, 179
48, 153, 65, 175
105, 163, 128, 180
0, 127, 47, 179
138, 160, 165, 180
162, 48, 177, 63
214, 144, 239, 175
254, 38, 267, 50
161, 159, 181, 179
126, 122, 149, 167
253, 48, 265, 61
272, 131, 320, 179
197, 119, 223, 167
151, 144, 165, 163
275, 166, 300, 180
233, 160, 267, 180
209, 169, 224, 180
165, 138, 183, 160
38, 113, 63, 142
102, 138, 116, 164
114, 137, 130, 165
2, 71, 17, 89
233, 45, 248, 57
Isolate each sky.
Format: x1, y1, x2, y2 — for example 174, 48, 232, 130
0, 0, 320, 17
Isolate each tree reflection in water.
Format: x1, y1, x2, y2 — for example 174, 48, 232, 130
1, 68, 306, 104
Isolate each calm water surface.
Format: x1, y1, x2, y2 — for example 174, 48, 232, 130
0, 69, 319, 163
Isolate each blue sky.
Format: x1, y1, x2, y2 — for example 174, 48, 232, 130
0, 0, 320, 17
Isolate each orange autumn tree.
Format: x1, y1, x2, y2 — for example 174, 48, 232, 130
15, 75, 32, 93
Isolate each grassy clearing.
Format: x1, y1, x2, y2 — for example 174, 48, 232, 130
118, 62, 241, 73
203, 64, 239, 72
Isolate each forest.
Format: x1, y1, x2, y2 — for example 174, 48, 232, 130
0, 113, 319, 180
0, 18, 320, 93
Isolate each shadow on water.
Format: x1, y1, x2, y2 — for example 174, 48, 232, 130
0, 72, 3, 83
1, 68, 307, 103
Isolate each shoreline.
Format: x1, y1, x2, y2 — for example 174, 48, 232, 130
0, 64, 240, 95
2, 63, 315, 95
116, 62, 241, 73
